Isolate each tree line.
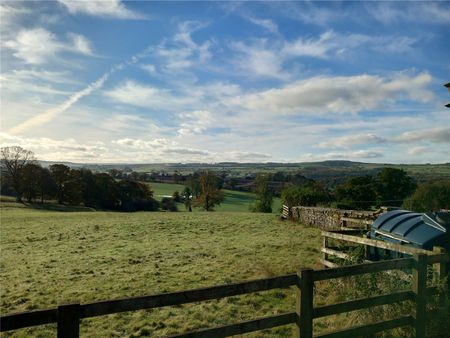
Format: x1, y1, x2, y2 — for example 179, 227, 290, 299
254, 168, 449, 213
0, 146, 226, 212
1, 146, 158, 211
1, 146, 448, 213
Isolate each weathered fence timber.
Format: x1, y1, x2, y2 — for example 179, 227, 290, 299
1, 252, 448, 337
320, 229, 448, 268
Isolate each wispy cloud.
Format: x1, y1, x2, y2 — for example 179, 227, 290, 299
3, 28, 93, 64
319, 134, 387, 149
104, 80, 186, 109
300, 150, 384, 162
369, 2, 450, 25
245, 16, 279, 34
57, 0, 145, 19
155, 21, 213, 71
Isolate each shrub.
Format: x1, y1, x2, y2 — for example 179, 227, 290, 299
403, 181, 450, 212
161, 197, 178, 211
281, 184, 329, 207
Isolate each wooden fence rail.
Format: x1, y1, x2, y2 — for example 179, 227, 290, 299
0, 253, 448, 337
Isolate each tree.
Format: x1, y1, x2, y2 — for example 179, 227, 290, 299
117, 180, 158, 211
403, 181, 450, 212
1, 146, 35, 201
187, 173, 201, 198
252, 174, 273, 213
228, 178, 238, 190
50, 164, 71, 204
182, 186, 193, 211
92, 173, 120, 209
172, 191, 181, 202
36, 167, 57, 203
334, 176, 376, 210
282, 183, 329, 207
49, 164, 82, 204
20, 163, 42, 202
194, 171, 224, 211
375, 168, 416, 206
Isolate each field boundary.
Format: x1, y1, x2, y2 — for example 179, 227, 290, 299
1, 252, 448, 337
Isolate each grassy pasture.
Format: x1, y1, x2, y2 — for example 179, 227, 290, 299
149, 182, 282, 213
0, 201, 321, 337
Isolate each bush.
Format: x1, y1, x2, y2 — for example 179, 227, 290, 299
161, 197, 178, 211
281, 184, 329, 207
403, 181, 450, 212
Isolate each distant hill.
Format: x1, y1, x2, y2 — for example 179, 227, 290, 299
38, 160, 450, 186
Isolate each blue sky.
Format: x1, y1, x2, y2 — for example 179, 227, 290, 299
1, 1, 449, 163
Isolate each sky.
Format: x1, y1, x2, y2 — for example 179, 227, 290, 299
1, 0, 449, 164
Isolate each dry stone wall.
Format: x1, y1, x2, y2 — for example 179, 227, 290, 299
290, 206, 382, 231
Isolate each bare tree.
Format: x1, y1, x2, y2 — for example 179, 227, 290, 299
1, 146, 35, 202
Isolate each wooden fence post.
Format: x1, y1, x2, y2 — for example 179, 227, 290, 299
322, 236, 328, 262
433, 247, 448, 307
412, 254, 427, 338
299, 269, 314, 338
296, 271, 301, 338
57, 303, 80, 338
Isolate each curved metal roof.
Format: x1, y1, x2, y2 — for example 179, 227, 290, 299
371, 210, 449, 249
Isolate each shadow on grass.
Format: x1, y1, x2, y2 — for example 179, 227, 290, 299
24, 202, 96, 212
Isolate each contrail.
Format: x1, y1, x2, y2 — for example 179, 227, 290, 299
8, 47, 152, 135
9, 72, 110, 134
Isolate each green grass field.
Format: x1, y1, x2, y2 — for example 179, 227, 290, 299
149, 182, 282, 213
0, 201, 321, 337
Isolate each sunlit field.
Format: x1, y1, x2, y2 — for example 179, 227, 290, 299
0, 201, 321, 337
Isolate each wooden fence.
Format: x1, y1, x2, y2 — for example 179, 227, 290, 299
321, 230, 447, 268
1, 252, 448, 338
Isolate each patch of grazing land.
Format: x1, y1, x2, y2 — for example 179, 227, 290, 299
150, 182, 282, 213
0, 202, 321, 337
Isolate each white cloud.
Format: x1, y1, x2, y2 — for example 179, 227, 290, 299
103, 79, 239, 112
0, 3, 31, 32
246, 16, 279, 34
369, 2, 450, 25
300, 150, 384, 162
229, 72, 433, 115
229, 31, 342, 80
100, 114, 160, 133
3, 28, 93, 64
0, 132, 108, 161
104, 80, 181, 109
408, 146, 431, 156
140, 64, 156, 74
156, 21, 214, 70
319, 134, 387, 149
395, 128, 450, 144
0, 69, 80, 97
229, 30, 422, 80
69, 33, 93, 55
177, 110, 214, 136
316, 127, 450, 153
230, 40, 287, 80
57, 0, 144, 19
282, 31, 336, 58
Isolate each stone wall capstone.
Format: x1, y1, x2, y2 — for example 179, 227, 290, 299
289, 206, 381, 231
